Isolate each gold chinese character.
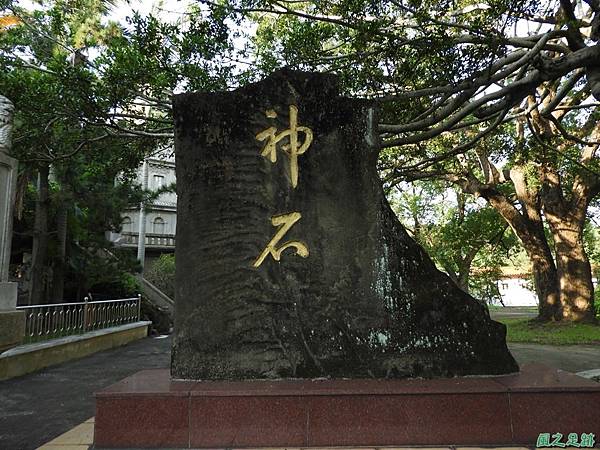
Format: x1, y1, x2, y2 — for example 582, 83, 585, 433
253, 212, 309, 267
255, 105, 313, 188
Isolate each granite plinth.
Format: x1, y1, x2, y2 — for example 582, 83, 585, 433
0, 281, 18, 310
94, 363, 600, 449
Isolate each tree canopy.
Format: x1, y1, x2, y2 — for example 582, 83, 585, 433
228, 0, 600, 321
1, 0, 599, 320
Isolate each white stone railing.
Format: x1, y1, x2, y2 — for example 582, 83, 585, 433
120, 232, 175, 247
17, 296, 141, 343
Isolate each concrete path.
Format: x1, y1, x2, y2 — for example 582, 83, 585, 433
508, 342, 600, 373
0, 334, 598, 450
490, 306, 538, 320
0, 335, 171, 450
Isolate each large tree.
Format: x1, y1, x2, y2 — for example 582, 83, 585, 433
209, 0, 600, 322
382, 88, 599, 321
393, 182, 515, 299
0, 0, 238, 302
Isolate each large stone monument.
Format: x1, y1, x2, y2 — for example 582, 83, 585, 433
94, 71, 600, 449
171, 70, 518, 379
0, 95, 25, 352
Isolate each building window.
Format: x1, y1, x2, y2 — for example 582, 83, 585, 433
153, 217, 165, 234
153, 174, 165, 190
121, 216, 132, 233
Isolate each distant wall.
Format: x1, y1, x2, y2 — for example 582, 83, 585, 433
497, 278, 537, 306
498, 277, 599, 307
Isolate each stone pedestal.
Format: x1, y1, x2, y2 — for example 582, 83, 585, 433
0, 281, 17, 309
0, 282, 24, 353
0, 312, 25, 353
94, 364, 600, 448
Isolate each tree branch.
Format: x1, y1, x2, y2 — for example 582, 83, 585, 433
380, 44, 600, 146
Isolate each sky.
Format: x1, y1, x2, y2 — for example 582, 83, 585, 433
16, 0, 193, 27
107, 0, 192, 25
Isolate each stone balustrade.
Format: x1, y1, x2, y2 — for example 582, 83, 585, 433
119, 232, 176, 248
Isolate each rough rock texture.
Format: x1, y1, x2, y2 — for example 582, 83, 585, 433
172, 70, 518, 380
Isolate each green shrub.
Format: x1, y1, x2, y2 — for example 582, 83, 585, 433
90, 272, 141, 299
145, 254, 175, 299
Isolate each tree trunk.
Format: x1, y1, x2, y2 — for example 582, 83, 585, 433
482, 190, 560, 321
455, 247, 482, 294
51, 199, 68, 303
457, 270, 470, 293
539, 159, 596, 322
29, 164, 50, 305
547, 220, 596, 322
526, 243, 561, 321
444, 265, 459, 287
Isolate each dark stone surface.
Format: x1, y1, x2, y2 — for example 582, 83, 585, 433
172, 69, 518, 380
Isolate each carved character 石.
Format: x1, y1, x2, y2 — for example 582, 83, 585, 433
253, 211, 309, 267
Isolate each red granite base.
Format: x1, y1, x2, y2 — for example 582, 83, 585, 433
94, 363, 600, 449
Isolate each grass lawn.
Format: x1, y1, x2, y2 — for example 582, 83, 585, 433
497, 318, 600, 345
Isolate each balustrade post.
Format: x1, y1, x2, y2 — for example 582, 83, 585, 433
83, 296, 89, 332
137, 293, 142, 321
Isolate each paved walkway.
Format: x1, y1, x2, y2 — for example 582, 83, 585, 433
0, 334, 598, 450
490, 306, 538, 320
0, 335, 170, 450
509, 342, 600, 373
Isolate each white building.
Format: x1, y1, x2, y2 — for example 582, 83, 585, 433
110, 150, 176, 268
496, 273, 537, 306
496, 271, 598, 307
